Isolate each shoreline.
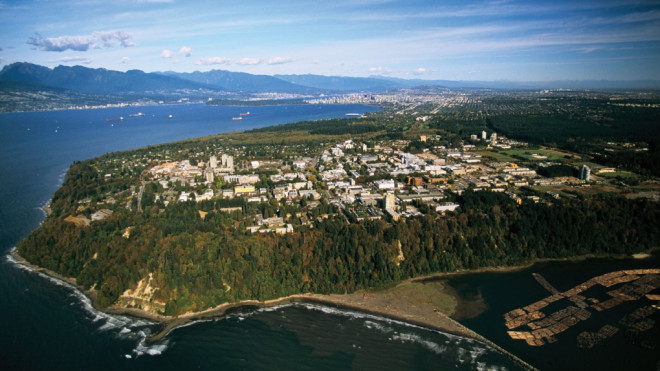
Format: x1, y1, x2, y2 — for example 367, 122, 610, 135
9, 249, 538, 369
9, 249, 479, 341
413, 249, 659, 283
11, 249, 658, 369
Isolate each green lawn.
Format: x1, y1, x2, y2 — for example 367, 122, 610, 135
501, 148, 573, 161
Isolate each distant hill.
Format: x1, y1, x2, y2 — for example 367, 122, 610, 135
161, 70, 318, 94
0, 79, 108, 112
0, 62, 223, 96
1, 62, 658, 112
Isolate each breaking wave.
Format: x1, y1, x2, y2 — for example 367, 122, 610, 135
7, 254, 167, 358
296, 302, 506, 369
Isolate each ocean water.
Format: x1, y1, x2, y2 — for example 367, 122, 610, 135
0, 104, 519, 370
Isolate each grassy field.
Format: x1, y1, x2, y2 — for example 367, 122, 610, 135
501, 148, 576, 161
473, 150, 519, 163
473, 147, 578, 163
597, 171, 641, 180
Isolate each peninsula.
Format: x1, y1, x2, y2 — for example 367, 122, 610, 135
14, 91, 660, 369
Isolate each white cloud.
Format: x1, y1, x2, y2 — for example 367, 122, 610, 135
237, 57, 262, 65
178, 46, 192, 57
368, 66, 391, 74
195, 57, 231, 65
121, 57, 131, 64
267, 56, 294, 65
50, 57, 93, 64
161, 49, 174, 58
413, 67, 427, 75
57, 56, 93, 64
27, 31, 135, 52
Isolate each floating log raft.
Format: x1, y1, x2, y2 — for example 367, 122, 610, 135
532, 273, 561, 295
504, 269, 660, 347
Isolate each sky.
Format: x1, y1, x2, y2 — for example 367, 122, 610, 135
1, 0, 659, 81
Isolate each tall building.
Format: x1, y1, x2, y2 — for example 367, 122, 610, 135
490, 132, 497, 145
220, 154, 234, 171
209, 155, 217, 169
205, 168, 214, 183
384, 192, 396, 211
579, 165, 591, 181
481, 130, 487, 140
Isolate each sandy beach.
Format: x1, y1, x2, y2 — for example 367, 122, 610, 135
9, 250, 471, 339
9, 250, 541, 370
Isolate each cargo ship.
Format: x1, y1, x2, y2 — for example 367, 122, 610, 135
239, 111, 250, 116
106, 116, 124, 122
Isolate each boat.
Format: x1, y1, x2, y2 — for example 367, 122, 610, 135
232, 117, 242, 121
106, 117, 124, 122
168, 114, 173, 119
239, 111, 250, 116
129, 112, 144, 118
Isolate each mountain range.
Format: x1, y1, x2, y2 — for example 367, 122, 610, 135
1, 62, 658, 112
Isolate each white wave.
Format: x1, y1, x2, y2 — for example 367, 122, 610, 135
36, 205, 48, 218
5, 250, 22, 266
295, 302, 466, 343
57, 169, 67, 184
133, 330, 169, 357
158, 303, 288, 338
477, 361, 506, 371
454, 343, 498, 369
392, 332, 448, 355
457, 346, 466, 363
6, 255, 163, 358
363, 320, 394, 334
470, 346, 487, 362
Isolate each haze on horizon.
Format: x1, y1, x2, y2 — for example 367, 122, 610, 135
1, 0, 659, 82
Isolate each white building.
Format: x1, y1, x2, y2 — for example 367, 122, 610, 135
490, 132, 497, 145
436, 203, 460, 213
374, 179, 396, 190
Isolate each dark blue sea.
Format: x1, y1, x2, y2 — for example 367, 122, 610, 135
0, 104, 519, 370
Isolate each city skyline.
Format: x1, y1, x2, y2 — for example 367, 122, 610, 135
1, 0, 659, 82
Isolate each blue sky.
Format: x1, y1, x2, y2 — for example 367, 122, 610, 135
1, 0, 659, 81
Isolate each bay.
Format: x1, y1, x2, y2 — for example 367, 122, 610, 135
437, 254, 660, 371
0, 103, 519, 370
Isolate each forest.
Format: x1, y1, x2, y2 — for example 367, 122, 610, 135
486, 102, 660, 177
18, 180, 659, 314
